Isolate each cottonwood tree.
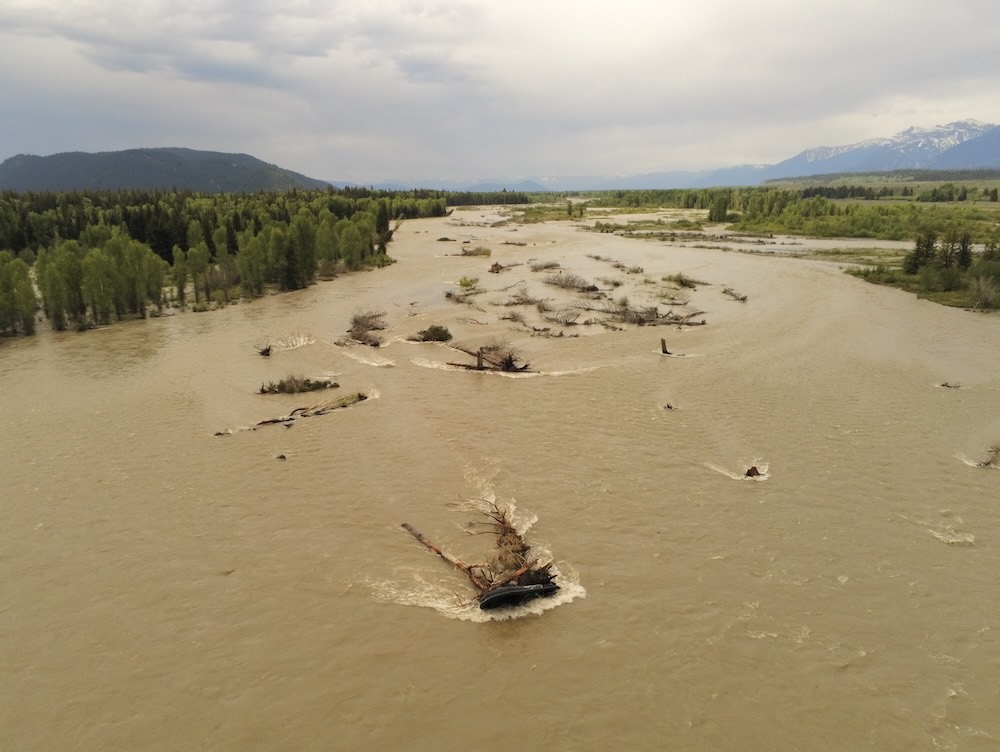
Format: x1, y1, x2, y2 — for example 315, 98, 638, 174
0, 252, 37, 335
81, 247, 118, 325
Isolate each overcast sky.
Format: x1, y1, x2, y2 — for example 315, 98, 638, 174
3, 0, 1000, 183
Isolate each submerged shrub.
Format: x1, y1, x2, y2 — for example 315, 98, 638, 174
412, 324, 452, 342
259, 374, 338, 394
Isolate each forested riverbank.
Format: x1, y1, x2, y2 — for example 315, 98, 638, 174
0, 187, 528, 335
4, 179, 1000, 338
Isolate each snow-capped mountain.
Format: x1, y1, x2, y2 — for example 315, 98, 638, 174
765, 120, 995, 178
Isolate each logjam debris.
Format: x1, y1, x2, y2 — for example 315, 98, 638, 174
214, 392, 368, 435
578, 300, 706, 327
344, 310, 387, 347
448, 339, 531, 372
401, 503, 558, 610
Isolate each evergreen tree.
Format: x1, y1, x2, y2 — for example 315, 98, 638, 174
957, 232, 974, 269
904, 229, 938, 274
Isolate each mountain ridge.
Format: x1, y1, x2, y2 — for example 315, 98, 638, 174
4, 121, 1000, 193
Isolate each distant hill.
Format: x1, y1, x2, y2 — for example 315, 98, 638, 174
0, 147, 331, 193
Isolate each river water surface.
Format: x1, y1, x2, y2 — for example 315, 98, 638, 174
3, 208, 999, 751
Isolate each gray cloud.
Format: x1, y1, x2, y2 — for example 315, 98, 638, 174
3, 0, 1000, 182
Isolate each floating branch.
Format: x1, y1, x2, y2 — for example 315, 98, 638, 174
543, 272, 598, 292
215, 392, 368, 435
255, 341, 272, 357
723, 287, 748, 302
498, 310, 527, 325
501, 287, 546, 307
457, 246, 492, 257
541, 308, 582, 326
529, 260, 561, 272
663, 273, 706, 290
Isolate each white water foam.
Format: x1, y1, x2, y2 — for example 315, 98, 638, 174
379, 465, 586, 620
705, 460, 770, 480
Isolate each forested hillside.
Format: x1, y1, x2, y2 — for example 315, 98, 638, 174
0, 148, 332, 193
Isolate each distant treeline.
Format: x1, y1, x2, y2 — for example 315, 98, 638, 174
0, 186, 530, 336
768, 168, 1000, 184
573, 185, 1000, 242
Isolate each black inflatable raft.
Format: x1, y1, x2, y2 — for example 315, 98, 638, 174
478, 582, 560, 610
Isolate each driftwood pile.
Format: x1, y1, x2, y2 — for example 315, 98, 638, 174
448, 339, 531, 372
345, 310, 388, 347
402, 503, 558, 610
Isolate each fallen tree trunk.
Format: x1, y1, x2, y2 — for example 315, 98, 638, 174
400, 523, 492, 593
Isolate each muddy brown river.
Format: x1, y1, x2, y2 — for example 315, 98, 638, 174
3, 208, 999, 751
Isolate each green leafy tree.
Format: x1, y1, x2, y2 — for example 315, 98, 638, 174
41, 260, 70, 330
315, 212, 341, 276
340, 223, 364, 271
187, 242, 210, 303
171, 245, 188, 306
147, 254, 170, 311
708, 196, 730, 223
81, 248, 118, 325
289, 210, 317, 283
212, 225, 237, 297
187, 219, 205, 250
236, 231, 267, 297
121, 240, 154, 317
0, 252, 38, 334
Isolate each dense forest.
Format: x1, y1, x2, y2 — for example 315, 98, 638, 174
0, 187, 529, 336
